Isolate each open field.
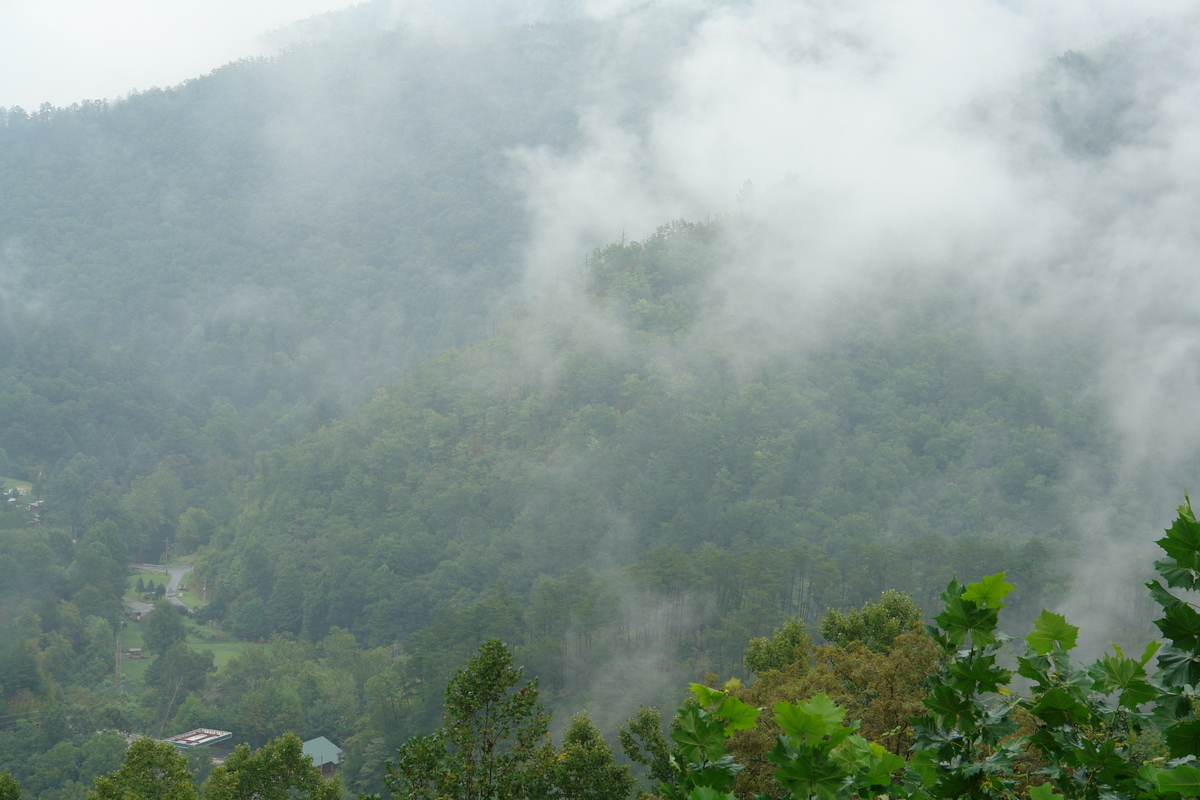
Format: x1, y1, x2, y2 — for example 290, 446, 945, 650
173, 584, 205, 610
116, 607, 260, 684
0, 476, 33, 494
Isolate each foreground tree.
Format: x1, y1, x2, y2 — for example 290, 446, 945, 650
202, 733, 338, 800
384, 639, 555, 800
88, 738, 198, 800
0, 770, 20, 800
552, 713, 635, 800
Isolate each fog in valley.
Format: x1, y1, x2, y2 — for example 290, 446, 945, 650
3, 0, 1200, 795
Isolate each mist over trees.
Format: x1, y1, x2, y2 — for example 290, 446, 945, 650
0, 1, 1195, 798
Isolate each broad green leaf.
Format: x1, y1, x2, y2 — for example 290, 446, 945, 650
1157, 499, 1200, 568
1029, 783, 1064, 800
689, 683, 724, 708
1155, 602, 1200, 649
1167, 719, 1200, 759
1142, 640, 1163, 666
775, 701, 825, 741
933, 591, 1000, 647
769, 742, 849, 800
1156, 557, 1200, 590
923, 684, 972, 723
802, 693, 848, 728
1090, 653, 1157, 708
1026, 610, 1079, 655
962, 572, 1014, 609
1148, 579, 1183, 611
689, 789, 735, 800
671, 706, 727, 763
1158, 764, 1200, 797
715, 695, 759, 736
1157, 647, 1200, 689
774, 695, 849, 742
948, 652, 1012, 693
1029, 687, 1089, 727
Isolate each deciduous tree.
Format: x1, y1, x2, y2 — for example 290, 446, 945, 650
88, 738, 197, 800
202, 733, 338, 800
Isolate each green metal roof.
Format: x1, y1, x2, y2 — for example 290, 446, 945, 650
302, 736, 344, 766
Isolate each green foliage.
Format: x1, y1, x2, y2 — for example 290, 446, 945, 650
655, 683, 758, 800
818, 590, 923, 653
202, 733, 339, 800
745, 619, 812, 676
88, 738, 198, 800
618, 707, 675, 788
552, 713, 636, 800
0, 770, 20, 800
768, 693, 906, 800
385, 639, 554, 800
1025, 610, 1079, 655
144, 601, 188, 654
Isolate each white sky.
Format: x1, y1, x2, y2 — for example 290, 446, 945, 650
0, 0, 357, 110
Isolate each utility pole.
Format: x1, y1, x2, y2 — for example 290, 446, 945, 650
114, 630, 120, 688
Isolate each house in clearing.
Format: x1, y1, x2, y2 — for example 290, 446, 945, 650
302, 737, 344, 778
123, 601, 154, 622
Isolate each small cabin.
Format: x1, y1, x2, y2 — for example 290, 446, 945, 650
302, 737, 345, 778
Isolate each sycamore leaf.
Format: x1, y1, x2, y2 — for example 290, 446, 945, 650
934, 591, 1000, 647
962, 572, 1014, 609
803, 693, 848, 728
1155, 602, 1200, 649
1142, 640, 1163, 666
689, 683, 723, 709
1157, 499, 1200, 567
774, 695, 849, 743
770, 745, 849, 800
1090, 653, 1157, 708
1029, 687, 1089, 727
1167, 719, 1200, 759
1029, 783, 1065, 800
1157, 647, 1200, 688
671, 706, 727, 763
1156, 557, 1200, 590
689, 788, 735, 800
1026, 610, 1079, 655
1148, 579, 1183, 612
715, 695, 759, 736
775, 702, 825, 741
1158, 764, 1200, 797
948, 653, 1012, 693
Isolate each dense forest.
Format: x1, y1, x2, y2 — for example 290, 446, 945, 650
0, 5, 1186, 799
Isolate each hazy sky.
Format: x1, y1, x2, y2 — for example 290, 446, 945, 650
0, 0, 355, 110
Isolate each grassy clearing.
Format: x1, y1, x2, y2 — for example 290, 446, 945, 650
173, 583, 205, 610
116, 616, 260, 686
116, 623, 151, 684
0, 476, 33, 494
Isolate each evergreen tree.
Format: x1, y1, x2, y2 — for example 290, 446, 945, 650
385, 639, 555, 800
553, 713, 635, 800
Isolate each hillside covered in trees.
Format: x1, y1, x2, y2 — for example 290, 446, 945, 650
0, 4, 1187, 798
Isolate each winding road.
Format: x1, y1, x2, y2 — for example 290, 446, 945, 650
132, 562, 194, 611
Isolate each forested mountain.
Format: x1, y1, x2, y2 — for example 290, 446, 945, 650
181, 220, 1122, 791
0, 20, 602, 483
0, 6, 1180, 799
